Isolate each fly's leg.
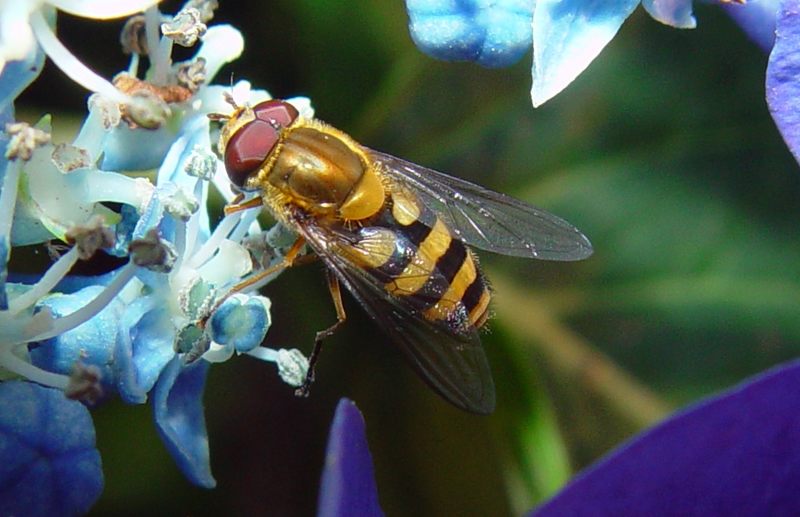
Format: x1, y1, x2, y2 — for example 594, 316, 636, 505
223, 194, 265, 215
202, 237, 307, 325
295, 271, 346, 398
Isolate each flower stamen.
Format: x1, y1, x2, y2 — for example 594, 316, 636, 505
5, 122, 50, 161
161, 8, 207, 47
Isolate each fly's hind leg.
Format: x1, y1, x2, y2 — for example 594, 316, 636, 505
295, 271, 346, 398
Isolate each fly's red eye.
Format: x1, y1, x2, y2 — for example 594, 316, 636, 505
252, 99, 299, 128
224, 120, 278, 188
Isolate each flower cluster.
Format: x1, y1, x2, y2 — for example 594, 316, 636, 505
0, 1, 319, 512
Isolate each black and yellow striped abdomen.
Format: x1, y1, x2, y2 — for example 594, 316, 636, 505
340, 191, 491, 331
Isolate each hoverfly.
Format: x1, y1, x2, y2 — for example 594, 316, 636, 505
212, 97, 592, 414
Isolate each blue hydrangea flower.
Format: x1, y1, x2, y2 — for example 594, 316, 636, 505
29, 285, 127, 400
405, 0, 695, 105
406, 0, 535, 68
0, 1, 315, 507
0, 381, 103, 517
531, 360, 800, 515
153, 356, 215, 488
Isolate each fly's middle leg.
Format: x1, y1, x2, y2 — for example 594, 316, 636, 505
295, 270, 346, 398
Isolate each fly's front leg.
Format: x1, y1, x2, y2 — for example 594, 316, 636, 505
223, 194, 265, 216
295, 271, 346, 398
202, 237, 307, 327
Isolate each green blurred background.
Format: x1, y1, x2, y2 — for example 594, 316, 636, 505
17, 0, 800, 515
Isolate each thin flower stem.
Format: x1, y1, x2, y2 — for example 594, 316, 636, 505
127, 52, 140, 76
0, 160, 21, 240
211, 164, 236, 202
172, 218, 187, 271
144, 6, 170, 85
154, 37, 174, 84
72, 110, 106, 161
84, 171, 152, 209
0, 349, 69, 389
9, 247, 80, 315
244, 346, 279, 363
182, 179, 204, 259
186, 210, 241, 269
29, 11, 129, 103
227, 206, 259, 244
28, 262, 138, 341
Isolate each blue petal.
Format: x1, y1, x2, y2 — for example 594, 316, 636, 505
406, 0, 534, 68
724, 0, 780, 52
101, 125, 174, 171
531, 0, 639, 106
208, 295, 271, 353
109, 204, 140, 257
30, 286, 126, 398
0, 49, 44, 310
766, 0, 800, 166
0, 381, 103, 516
532, 360, 800, 515
130, 308, 177, 391
642, 0, 696, 29
152, 356, 215, 488
0, 48, 45, 109
318, 399, 383, 517
115, 295, 175, 403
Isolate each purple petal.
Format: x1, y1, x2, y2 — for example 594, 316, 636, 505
318, 399, 383, 517
723, 0, 780, 52
152, 356, 215, 488
532, 360, 800, 515
766, 0, 800, 166
0, 381, 103, 516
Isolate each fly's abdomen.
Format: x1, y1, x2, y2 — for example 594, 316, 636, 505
342, 191, 492, 331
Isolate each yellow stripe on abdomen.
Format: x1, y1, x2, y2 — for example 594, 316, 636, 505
423, 252, 477, 322
467, 288, 491, 327
386, 218, 451, 295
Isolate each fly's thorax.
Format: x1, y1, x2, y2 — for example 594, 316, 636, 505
265, 121, 385, 221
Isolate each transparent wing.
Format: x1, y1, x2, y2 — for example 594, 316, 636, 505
295, 220, 496, 414
369, 150, 593, 260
